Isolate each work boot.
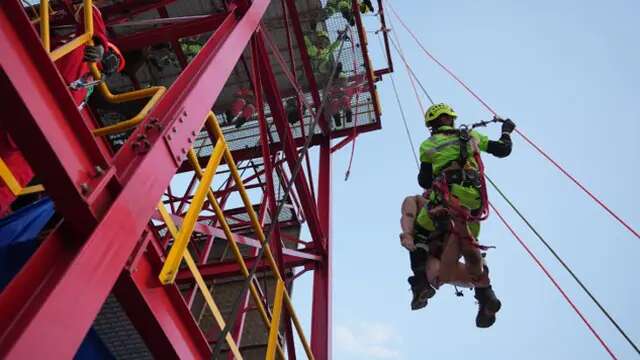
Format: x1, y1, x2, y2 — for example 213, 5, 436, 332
345, 109, 353, 123
333, 113, 342, 127
234, 116, 247, 129
474, 286, 501, 328
408, 276, 435, 310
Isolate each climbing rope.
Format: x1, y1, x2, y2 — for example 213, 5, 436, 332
385, 12, 435, 106
344, 26, 364, 181
388, 36, 435, 105
490, 202, 618, 359
387, 2, 639, 241
383, 16, 623, 353
378, 33, 419, 168
486, 175, 640, 355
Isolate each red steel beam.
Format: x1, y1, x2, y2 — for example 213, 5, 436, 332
254, 31, 325, 248
102, 0, 178, 24
0, 0, 270, 357
154, 212, 319, 261
311, 138, 332, 359
283, 0, 328, 134
114, 231, 211, 359
353, 0, 382, 121
0, 0, 112, 236
113, 13, 229, 52
174, 254, 313, 282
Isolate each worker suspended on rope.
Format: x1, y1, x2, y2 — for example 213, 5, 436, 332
401, 103, 515, 328
225, 88, 256, 129
54, 0, 123, 106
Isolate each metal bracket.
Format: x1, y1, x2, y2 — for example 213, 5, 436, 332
163, 108, 200, 166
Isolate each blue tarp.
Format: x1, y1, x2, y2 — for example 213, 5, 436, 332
0, 197, 54, 290
0, 198, 114, 359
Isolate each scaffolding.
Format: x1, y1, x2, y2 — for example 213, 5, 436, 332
0, 0, 392, 358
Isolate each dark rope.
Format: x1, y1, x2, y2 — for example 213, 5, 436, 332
486, 175, 640, 355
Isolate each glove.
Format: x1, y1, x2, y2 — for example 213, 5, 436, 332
400, 233, 416, 251
101, 50, 120, 75
501, 118, 516, 134
83, 45, 104, 62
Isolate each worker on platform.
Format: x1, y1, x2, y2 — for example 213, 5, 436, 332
401, 103, 515, 328
321, 0, 374, 26
326, 74, 366, 128
54, 0, 122, 105
304, 31, 343, 77
285, 97, 302, 125
225, 88, 256, 129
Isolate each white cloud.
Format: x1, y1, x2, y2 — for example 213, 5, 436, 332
335, 322, 403, 359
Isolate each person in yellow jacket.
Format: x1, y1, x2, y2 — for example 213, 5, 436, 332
402, 103, 515, 328
321, 0, 374, 25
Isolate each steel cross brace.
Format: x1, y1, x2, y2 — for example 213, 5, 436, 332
0, 0, 271, 357
113, 12, 229, 52
253, 30, 326, 251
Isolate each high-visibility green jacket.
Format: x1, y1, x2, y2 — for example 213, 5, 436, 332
415, 126, 489, 233
419, 125, 489, 176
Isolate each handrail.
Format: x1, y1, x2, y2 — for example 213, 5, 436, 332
38, 1, 165, 138
157, 112, 314, 358
0, 157, 44, 196
157, 204, 243, 359
266, 279, 285, 360
41, 0, 94, 61
88, 63, 167, 137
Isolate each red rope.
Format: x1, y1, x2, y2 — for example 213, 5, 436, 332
513, 129, 639, 239
345, 26, 362, 180
490, 203, 618, 359
388, 3, 639, 240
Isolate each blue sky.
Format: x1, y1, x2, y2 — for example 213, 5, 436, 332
290, 0, 640, 359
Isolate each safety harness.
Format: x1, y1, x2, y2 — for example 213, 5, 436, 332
425, 118, 505, 250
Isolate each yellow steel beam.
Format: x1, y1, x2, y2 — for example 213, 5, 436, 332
157, 204, 243, 359
39, 0, 50, 52
91, 85, 166, 136
0, 157, 44, 196
185, 113, 287, 358
206, 116, 315, 360
88, 63, 167, 137
0, 157, 25, 195
158, 138, 225, 284
266, 279, 285, 360
47, 0, 94, 61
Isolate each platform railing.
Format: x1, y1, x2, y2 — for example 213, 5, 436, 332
38, 0, 165, 138
157, 112, 314, 359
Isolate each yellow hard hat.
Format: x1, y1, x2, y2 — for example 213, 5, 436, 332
425, 103, 457, 125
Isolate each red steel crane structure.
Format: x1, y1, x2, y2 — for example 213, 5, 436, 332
0, 0, 392, 358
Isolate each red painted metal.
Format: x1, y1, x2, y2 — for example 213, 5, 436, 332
283, 0, 328, 134
254, 31, 326, 248
114, 13, 229, 52
114, 231, 212, 359
0, 0, 388, 357
174, 254, 314, 282
311, 138, 332, 359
